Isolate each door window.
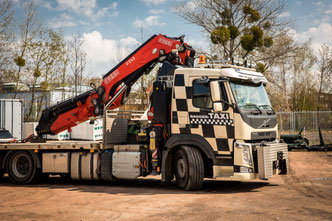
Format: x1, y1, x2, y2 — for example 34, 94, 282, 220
193, 80, 212, 109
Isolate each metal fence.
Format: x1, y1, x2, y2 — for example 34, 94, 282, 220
276, 111, 332, 131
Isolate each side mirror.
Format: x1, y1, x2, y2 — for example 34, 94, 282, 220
213, 102, 224, 112
210, 80, 233, 111
210, 81, 221, 102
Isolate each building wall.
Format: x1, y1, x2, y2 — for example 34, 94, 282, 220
0, 86, 90, 121
0, 99, 23, 140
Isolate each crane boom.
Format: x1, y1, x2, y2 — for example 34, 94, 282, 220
36, 34, 195, 136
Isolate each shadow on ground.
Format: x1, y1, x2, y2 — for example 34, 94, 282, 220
0, 175, 274, 195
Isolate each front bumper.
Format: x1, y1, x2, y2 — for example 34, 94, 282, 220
212, 142, 288, 181
256, 142, 288, 179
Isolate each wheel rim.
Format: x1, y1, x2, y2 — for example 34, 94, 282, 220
12, 154, 30, 178
177, 158, 186, 179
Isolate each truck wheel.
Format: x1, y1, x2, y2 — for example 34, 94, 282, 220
174, 146, 204, 190
7, 151, 40, 184
0, 154, 4, 180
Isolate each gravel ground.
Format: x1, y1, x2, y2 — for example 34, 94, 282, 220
0, 152, 331, 221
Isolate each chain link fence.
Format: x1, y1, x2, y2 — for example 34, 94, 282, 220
276, 111, 332, 131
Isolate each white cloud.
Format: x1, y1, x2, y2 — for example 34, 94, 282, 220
173, 0, 199, 13
141, 0, 166, 6
81, 31, 139, 76
291, 23, 332, 52
56, 0, 96, 17
43, 2, 53, 10
185, 38, 206, 48
120, 37, 139, 46
313, 1, 322, 7
325, 9, 332, 14
93, 2, 119, 21
46, 0, 118, 20
324, 3, 332, 14
132, 16, 166, 29
148, 9, 165, 14
48, 13, 76, 29
279, 11, 290, 18
186, 0, 198, 11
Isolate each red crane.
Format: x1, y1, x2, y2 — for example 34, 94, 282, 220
36, 34, 195, 135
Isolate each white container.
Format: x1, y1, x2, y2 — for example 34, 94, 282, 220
23, 122, 38, 139
0, 99, 23, 140
47, 130, 70, 140
71, 118, 103, 141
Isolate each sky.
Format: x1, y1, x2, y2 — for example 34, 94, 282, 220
12, 0, 332, 77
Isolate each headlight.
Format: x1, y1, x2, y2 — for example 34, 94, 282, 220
242, 145, 252, 166
237, 143, 252, 166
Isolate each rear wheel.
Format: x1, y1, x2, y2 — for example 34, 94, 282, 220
0, 154, 4, 180
7, 151, 40, 184
174, 146, 204, 190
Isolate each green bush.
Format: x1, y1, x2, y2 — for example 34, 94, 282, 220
228, 25, 239, 39
14, 56, 26, 67
211, 26, 230, 44
264, 36, 273, 47
241, 34, 254, 51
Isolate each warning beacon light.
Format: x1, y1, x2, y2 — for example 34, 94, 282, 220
199, 55, 206, 64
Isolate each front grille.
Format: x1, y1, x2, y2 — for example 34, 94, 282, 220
251, 131, 277, 140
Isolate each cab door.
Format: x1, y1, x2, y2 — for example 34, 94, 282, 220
209, 81, 235, 156
186, 77, 235, 156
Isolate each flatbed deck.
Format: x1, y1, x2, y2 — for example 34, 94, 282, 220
0, 140, 102, 150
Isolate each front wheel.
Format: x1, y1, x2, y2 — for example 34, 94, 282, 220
174, 146, 204, 190
7, 151, 40, 184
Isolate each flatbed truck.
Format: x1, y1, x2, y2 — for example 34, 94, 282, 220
0, 34, 288, 190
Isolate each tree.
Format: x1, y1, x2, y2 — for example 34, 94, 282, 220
59, 44, 71, 101
0, 0, 14, 85
288, 43, 317, 111
317, 44, 332, 111
35, 30, 68, 120
262, 34, 301, 111
24, 29, 67, 121
0, 0, 13, 36
13, 0, 42, 98
69, 33, 88, 96
176, 0, 289, 60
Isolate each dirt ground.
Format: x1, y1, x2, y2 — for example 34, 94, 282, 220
0, 152, 331, 221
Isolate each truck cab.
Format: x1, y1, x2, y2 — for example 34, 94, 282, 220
154, 63, 288, 188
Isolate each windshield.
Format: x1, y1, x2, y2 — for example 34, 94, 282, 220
230, 81, 272, 110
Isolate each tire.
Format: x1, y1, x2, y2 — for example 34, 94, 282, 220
7, 151, 40, 184
174, 146, 204, 190
0, 154, 4, 180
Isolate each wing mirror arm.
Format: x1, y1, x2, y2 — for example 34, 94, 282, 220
220, 99, 235, 109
